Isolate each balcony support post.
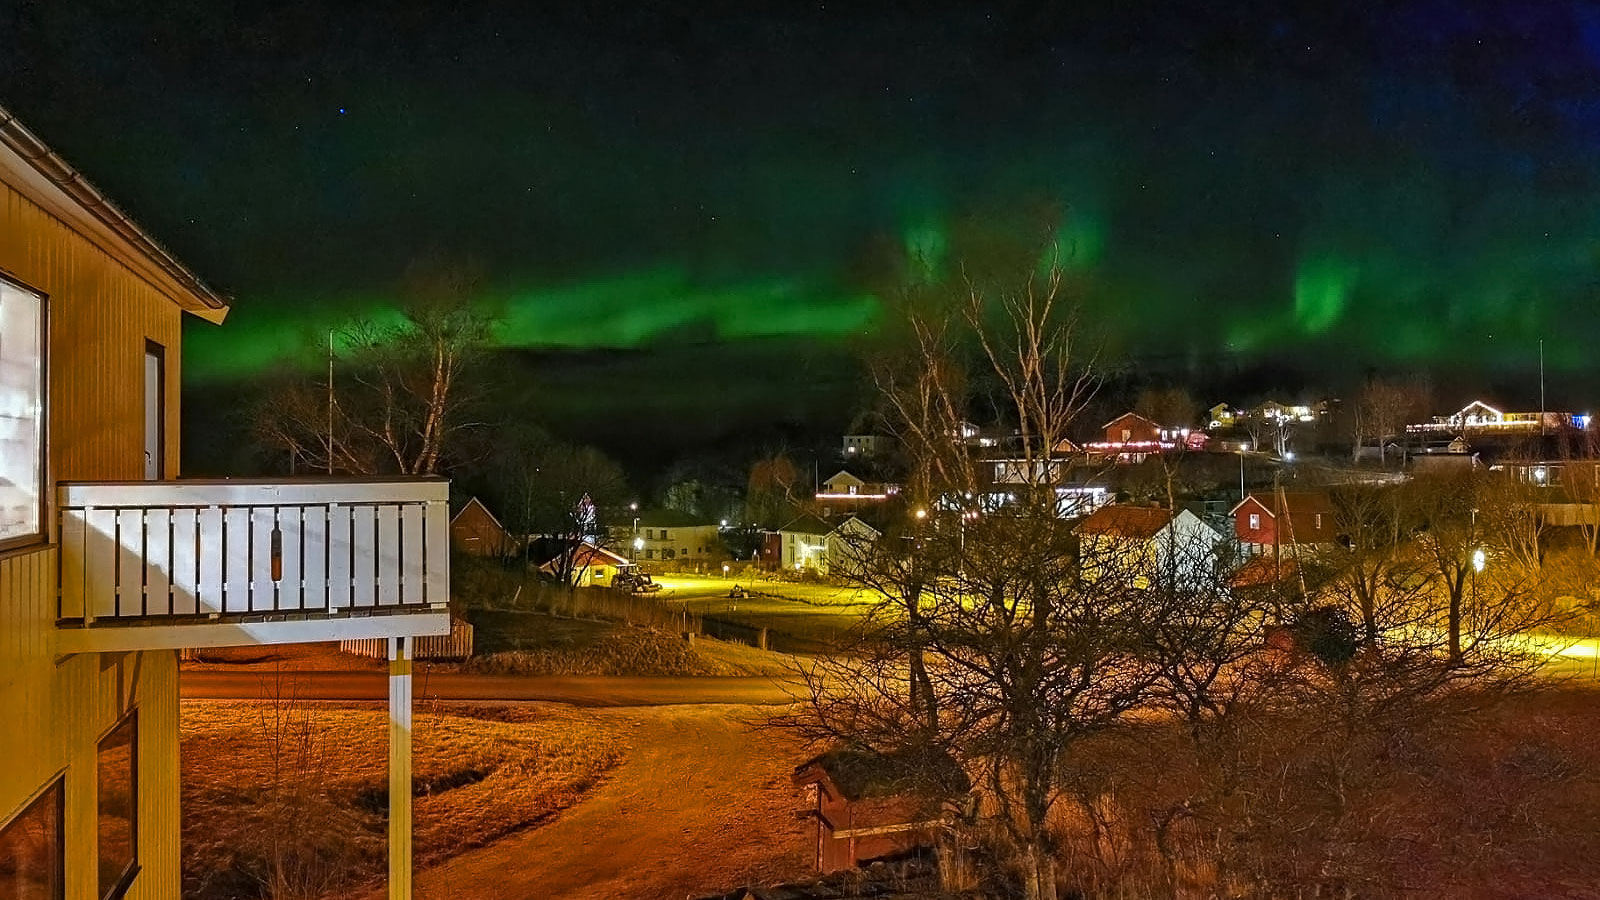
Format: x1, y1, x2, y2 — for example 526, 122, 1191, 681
388, 635, 413, 900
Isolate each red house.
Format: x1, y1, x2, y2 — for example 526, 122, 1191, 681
1231, 490, 1335, 556
1102, 411, 1163, 445
1086, 412, 1180, 463
792, 749, 963, 873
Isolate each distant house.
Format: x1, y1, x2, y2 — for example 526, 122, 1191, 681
816, 470, 898, 512
1085, 412, 1183, 463
1409, 400, 1580, 435
1232, 490, 1336, 557
792, 749, 965, 873
450, 496, 516, 557
1104, 411, 1164, 445
1251, 400, 1324, 423
779, 514, 880, 575
1208, 402, 1236, 427
1074, 504, 1224, 587
842, 434, 890, 458
631, 510, 722, 565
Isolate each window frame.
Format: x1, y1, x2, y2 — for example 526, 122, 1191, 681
0, 270, 49, 554
1247, 513, 1260, 531
0, 774, 65, 900
143, 340, 165, 480
96, 710, 140, 900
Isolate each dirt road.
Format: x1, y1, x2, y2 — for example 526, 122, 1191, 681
368, 704, 814, 900
182, 670, 804, 706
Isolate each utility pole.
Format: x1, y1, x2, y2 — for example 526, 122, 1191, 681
325, 329, 336, 474
1540, 338, 1547, 438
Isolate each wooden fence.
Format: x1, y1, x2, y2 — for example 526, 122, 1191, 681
341, 617, 475, 660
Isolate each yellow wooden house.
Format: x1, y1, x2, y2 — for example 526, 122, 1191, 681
0, 103, 446, 899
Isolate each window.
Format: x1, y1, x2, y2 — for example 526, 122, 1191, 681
664, 548, 675, 560
644, 529, 653, 540
1314, 513, 1323, 530
98, 713, 138, 900
0, 278, 45, 549
0, 777, 63, 900
1248, 514, 1260, 530
660, 530, 670, 540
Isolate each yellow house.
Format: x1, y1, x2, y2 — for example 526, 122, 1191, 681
0, 103, 447, 898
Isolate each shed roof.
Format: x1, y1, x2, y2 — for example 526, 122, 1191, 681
792, 747, 969, 802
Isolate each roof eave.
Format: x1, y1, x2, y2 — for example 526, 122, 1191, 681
0, 102, 230, 321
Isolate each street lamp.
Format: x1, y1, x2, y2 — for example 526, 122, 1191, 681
1472, 547, 1486, 573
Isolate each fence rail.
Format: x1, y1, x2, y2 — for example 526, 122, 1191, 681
58, 478, 450, 625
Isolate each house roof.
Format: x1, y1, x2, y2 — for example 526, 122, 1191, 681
450, 496, 507, 532
570, 542, 631, 568
823, 469, 865, 486
1075, 504, 1177, 539
0, 103, 229, 321
636, 509, 716, 528
779, 513, 835, 536
1230, 555, 1301, 588
834, 515, 882, 539
1230, 490, 1334, 520
1101, 411, 1159, 430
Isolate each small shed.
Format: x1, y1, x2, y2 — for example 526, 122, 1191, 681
792, 748, 966, 874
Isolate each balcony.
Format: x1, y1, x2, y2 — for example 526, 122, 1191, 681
55, 478, 452, 654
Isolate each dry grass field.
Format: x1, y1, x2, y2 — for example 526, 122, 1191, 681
180, 701, 625, 900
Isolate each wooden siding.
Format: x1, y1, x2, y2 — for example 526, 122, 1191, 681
0, 163, 188, 898
0, 545, 181, 900
0, 178, 185, 493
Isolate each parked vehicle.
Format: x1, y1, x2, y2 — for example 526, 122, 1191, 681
613, 571, 663, 594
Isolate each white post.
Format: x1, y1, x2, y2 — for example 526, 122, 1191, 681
388, 636, 413, 900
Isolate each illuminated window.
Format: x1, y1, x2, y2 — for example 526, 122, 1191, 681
0, 278, 45, 549
98, 713, 138, 899
1314, 513, 1323, 530
1248, 514, 1260, 530
0, 777, 63, 900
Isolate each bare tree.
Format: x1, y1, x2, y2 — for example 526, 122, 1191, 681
1355, 377, 1429, 467
255, 262, 493, 476
792, 266, 1113, 900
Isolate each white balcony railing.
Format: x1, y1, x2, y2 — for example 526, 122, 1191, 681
58, 478, 450, 629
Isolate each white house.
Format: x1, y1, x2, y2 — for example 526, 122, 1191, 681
779, 514, 880, 576
1073, 505, 1224, 588
0, 103, 447, 899
630, 510, 722, 565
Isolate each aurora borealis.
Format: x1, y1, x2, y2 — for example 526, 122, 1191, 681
7, 2, 1600, 393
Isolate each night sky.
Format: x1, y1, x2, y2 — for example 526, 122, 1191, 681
6, 2, 1600, 415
